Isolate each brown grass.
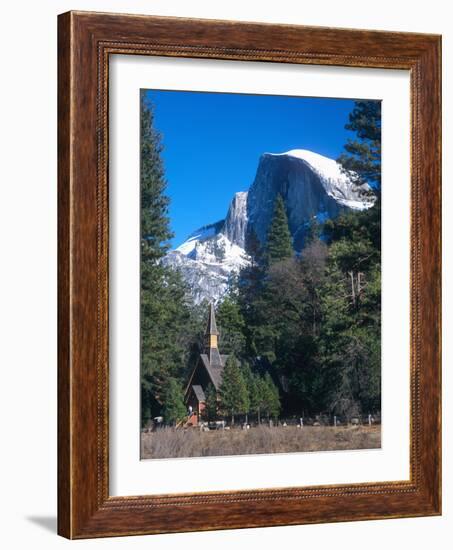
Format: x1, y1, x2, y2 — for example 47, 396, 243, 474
140, 425, 381, 460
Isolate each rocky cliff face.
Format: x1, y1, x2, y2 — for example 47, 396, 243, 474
223, 191, 248, 249
163, 149, 375, 304
248, 150, 374, 250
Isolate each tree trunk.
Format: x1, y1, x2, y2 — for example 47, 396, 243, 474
350, 270, 356, 305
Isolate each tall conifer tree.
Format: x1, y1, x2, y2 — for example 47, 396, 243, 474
337, 100, 381, 190
204, 383, 218, 421
262, 373, 281, 420
265, 194, 293, 265
317, 99, 382, 417
140, 92, 172, 258
216, 296, 246, 357
140, 92, 192, 422
219, 355, 249, 425
162, 378, 187, 426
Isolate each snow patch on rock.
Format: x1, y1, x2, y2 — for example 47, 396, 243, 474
265, 150, 375, 210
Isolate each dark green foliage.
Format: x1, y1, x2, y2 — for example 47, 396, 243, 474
318, 252, 381, 417
141, 97, 381, 425
316, 100, 382, 416
241, 363, 263, 422
337, 100, 381, 190
237, 228, 266, 356
242, 363, 257, 406
261, 373, 281, 420
141, 267, 191, 416
231, 101, 381, 420
162, 378, 187, 425
304, 218, 322, 245
324, 198, 381, 252
216, 296, 246, 357
140, 91, 172, 259
219, 355, 250, 424
265, 194, 293, 265
140, 93, 197, 420
204, 383, 218, 421
245, 225, 263, 260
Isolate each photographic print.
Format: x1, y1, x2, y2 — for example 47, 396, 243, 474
140, 89, 381, 460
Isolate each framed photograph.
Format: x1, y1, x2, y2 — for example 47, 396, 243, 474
58, 11, 441, 538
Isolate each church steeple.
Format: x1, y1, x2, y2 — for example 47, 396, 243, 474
184, 302, 229, 405
205, 302, 219, 349
205, 303, 221, 364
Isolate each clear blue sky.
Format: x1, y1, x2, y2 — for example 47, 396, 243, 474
144, 89, 356, 248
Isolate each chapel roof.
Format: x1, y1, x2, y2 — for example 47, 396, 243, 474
192, 385, 206, 402
200, 354, 229, 390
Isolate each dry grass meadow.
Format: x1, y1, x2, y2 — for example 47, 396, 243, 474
140, 425, 381, 459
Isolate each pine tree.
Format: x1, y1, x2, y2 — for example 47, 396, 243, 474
265, 194, 293, 265
239, 195, 294, 367
254, 376, 268, 424
162, 378, 187, 426
337, 100, 381, 190
204, 383, 218, 421
317, 99, 382, 418
216, 296, 246, 357
219, 355, 250, 425
252, 373, 280, 423
140, 92, 193, 421
245, 225, 263, 262
237, 227, 267, 358
242, 363, 261, 423
261, 373, 281, 420
140, 91, 172, 259
238, 229, 265, 311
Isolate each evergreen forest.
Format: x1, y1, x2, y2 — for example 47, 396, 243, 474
140, 92, 381, 426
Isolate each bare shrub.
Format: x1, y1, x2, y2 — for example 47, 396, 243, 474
141, 425, 381, 459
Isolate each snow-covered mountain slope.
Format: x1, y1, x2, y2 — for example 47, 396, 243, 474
269, 150, 374, 209
163, 235, 249, 305
162, 194, 249, 305
163, 149, 375, 304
